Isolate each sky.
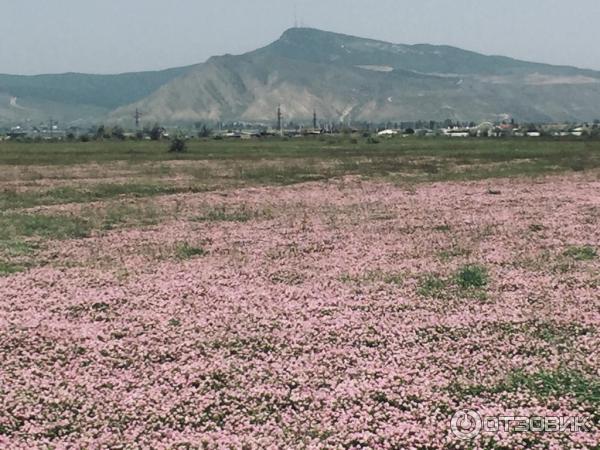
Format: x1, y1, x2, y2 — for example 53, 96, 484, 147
2, 0, 599, 75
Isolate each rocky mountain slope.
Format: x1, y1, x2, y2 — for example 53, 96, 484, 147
3, 28, 600, 126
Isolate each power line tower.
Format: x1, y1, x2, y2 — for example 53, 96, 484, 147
134, 109, 143, 129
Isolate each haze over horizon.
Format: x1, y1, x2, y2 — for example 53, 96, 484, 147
2, 0, 600, 76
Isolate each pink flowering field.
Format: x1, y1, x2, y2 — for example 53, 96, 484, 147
0, 140, 599, 449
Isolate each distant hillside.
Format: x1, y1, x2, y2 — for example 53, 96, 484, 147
0, 66, 194, 125
111, 28, 600, 124
3, 28, 600, 126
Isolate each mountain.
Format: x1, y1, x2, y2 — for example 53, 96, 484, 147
110, 28, 600, 124
3, 28, 600, 126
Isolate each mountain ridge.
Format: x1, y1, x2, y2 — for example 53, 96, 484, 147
2, 28, 600, 126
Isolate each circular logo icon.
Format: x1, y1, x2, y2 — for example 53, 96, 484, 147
451, 410, 482, 440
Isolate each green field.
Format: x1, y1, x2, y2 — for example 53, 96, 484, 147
1, 136, 599, 276
2, 136, 599, 165
1, 136, 599, 210
2, 135, 598, 174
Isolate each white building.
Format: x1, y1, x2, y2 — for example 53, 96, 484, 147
377, 129, 398, 137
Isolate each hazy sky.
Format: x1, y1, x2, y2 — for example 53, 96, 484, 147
2, 0, 599, 75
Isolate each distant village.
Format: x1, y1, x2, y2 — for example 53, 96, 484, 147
1, 117, 599, 142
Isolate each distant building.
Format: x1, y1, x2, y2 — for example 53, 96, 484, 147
443, 127, 470, 138
220, 131, 241, 138
304, 129, 322, 136
241, 130, 261, 139
377, 129, 398, 137
570, 127, 586, 137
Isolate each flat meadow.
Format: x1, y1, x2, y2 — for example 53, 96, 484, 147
0, 136, 599, 449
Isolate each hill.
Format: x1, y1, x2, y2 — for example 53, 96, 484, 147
0, 66, 194, 126
111, 28, 600, 124
3, 28, 600, 126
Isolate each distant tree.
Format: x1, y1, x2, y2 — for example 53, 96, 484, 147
111, 126, 125, 140
404, 128, 415, 135
94, 125, 106, 140
197, 123, 212, 138
168, 131, 187, 153
150, 124, 163, 141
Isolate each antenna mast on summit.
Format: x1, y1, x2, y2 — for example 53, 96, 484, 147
294, 4, 298, 28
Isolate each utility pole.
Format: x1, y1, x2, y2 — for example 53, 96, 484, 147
49, 117, 53, 139
277, 105, 283, 137
134, 108, 142, 129
313, 109, 317, 130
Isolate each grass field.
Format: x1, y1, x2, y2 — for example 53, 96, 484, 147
1, 137, 598, 206
0, 137, 599, 448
